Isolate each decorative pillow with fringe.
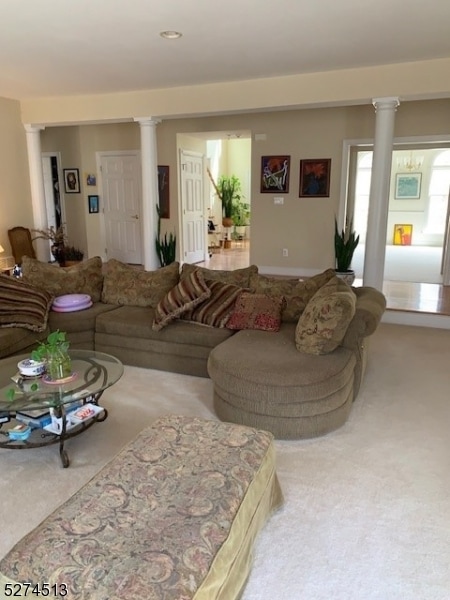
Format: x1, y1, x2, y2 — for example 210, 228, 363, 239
152, 269, 211, 331
182, 278, 245, 328
0, 274, 53, 332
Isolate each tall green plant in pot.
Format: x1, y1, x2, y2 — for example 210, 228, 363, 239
334, 217, 360, 285
155, 205, 176, 267
207, 169, 243, 227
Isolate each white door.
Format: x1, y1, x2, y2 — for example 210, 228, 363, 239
100, 152, 142, 264
180, 150, 206, 264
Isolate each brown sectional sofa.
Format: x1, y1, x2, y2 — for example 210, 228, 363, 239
0, 257, 386, 439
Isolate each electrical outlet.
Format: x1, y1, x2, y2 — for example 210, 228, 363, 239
282, 248, 288, 257
274, 197, 284, 205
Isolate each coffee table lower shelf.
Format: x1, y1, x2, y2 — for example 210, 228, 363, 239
0, 404, 108, 468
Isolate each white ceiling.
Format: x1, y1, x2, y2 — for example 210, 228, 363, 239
2, 0, 450, 101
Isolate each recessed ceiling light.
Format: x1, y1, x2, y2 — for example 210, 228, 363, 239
160, 31, 182, 40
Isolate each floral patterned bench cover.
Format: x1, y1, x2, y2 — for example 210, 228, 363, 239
0, 415, 283, 600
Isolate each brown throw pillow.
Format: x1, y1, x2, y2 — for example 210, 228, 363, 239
152, 269, 211, 331
295, 277, 356, 355
21, 256, 104, 302
0, 274, 53, 332
226, 292, 286, 332
249, 268, 336, 323
182, 278, 244, 328
180, 263, 258, 288
101, 259, 180, 307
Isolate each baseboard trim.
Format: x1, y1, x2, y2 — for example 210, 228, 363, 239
383, 310, 450, 329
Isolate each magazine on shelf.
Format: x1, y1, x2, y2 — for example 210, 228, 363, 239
70, 403, 104, 425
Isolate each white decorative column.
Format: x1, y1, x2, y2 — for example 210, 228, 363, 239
363, 97, 400, 289
134, 117, 160, 271
24, 124, 49, 261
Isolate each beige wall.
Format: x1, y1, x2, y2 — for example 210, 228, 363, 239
41, 123, 141, 258
2, 97, 450, 274
0, 97, 32, 255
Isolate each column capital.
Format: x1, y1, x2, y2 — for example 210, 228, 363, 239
372, 97, 400, 112
133, 117, 161, 127
23, 124, 45, 134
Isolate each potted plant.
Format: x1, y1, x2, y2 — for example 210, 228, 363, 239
32, 225, 67, 265
207, 169, 243, 228
155, 205, 176, 267
231, 197, 250, 238
334, 217, 360, 284
31, 330, 72, 381
62, 245, 84, 267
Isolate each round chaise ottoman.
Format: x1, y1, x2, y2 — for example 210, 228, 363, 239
207, 323, 357, 439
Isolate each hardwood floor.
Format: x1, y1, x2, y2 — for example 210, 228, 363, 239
199, 241, 450, 317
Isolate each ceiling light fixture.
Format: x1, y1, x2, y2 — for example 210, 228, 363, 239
396, 151, 424, 172
160, 31, 182, 40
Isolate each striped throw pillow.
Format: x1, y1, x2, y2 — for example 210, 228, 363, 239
0, 274, 53, 332
182, 279, 245, 328
152, 269, 211, 331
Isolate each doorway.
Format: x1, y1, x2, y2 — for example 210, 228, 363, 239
42, 152, 65, 260
177, 133, 251, 266
345, 141, 450, 284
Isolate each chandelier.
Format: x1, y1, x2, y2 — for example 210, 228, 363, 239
396, 151, 424, 172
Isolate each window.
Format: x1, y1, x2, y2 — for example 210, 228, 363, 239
425, 150, 450, 234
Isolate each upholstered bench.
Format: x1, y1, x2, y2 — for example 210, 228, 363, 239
0, 415, 283, 600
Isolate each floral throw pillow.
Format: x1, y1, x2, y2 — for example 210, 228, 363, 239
295, 277, 356, 355
226, 292, 286, 332
21, 256, 103, 303
101, 259, 180, 307
249, 268, 336, 323
152, 269, 211, 331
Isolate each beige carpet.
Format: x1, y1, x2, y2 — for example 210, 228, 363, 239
1, 323, 449, 599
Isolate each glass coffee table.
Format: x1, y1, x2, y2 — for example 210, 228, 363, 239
0, 350, 123, 468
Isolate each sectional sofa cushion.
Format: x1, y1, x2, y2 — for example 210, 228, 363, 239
181, 263, 258, 288
0, 274, 53, 332
226, 292, 286, 332
22, 256, 104, 302
182, 278, 244, 328
249, 268, 336, 323
101, 259, 180, 307
152, 269, 211, 331
295, 277, 357, 355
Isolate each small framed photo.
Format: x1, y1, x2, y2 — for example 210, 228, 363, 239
88, 195, 99, 214
86, 173, 97, 186
260, 156, 290, 193
395, 173, 422, 199
299, 159, 331, 197
158, 165, 170, 218
63, 168, 80, 194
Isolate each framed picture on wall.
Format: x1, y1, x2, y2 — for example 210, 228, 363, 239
393, 224, 413, 245
260, 156, 290, 193
299, 158, 331, 197
157, 165, 170, 218
63, 168, 80, 193
395, 173, 422, 199
88, 195, 99, 214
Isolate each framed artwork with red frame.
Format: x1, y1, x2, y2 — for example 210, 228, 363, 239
299, 158, 331, 197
